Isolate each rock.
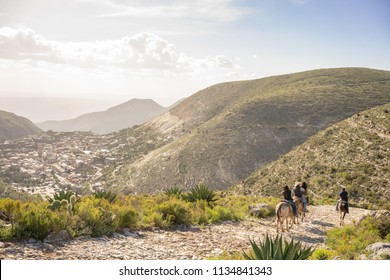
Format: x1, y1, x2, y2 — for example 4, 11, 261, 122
0, 242, 11, 248
123, 228, 141, 238
42, 243, 55, 253
44, 230, 70, 243
248, 203, 272, 217
112, 232, 123, 238
365, 242, 390, 260
357, 210, 390, 223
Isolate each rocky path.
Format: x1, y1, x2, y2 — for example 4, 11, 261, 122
0, 205, 374, 260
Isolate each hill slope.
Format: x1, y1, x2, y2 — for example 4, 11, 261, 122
234, 103, 390, 209
115, 68, 390, 193
0, 111, 42, 142
37, 99, 167, 134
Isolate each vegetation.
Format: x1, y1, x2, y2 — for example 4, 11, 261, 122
243, 234, 314, 260
0, 191, 278, 241
315, 216, 390, 260
236, 104, 390, 210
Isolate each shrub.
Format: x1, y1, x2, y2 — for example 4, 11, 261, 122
206, 205, 236, 223
243, 234, 314, 260
114, 205, 140, 229
157, 198, 192, 226
75, 197, 118, 237
0, 198, 22, 221
325, 218, 382, 259
15, 203, 65, 240
310, 248, 337, 260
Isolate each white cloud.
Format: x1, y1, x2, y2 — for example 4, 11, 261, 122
81, 0, 251, 23
0, 27, 237, 74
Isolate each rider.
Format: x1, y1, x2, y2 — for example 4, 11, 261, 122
282, 185, 297, 216
336, 187, 349, 213
293, 182, 307, 212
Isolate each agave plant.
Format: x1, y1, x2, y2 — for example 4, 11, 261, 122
243, 234, 314, 260
47, 190, 75, 203
92, 190, 117, 203
184, 183, 217, 204
164, 187, 183, 198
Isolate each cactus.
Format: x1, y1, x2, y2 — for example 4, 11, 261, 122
47, 195, 77, 214
60, 199, 68, 207
70, 195, 76, 208
67, 203, 73, 214
47, 200, 61, 211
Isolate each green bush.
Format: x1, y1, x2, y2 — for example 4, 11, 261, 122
310, 248, 337, 260
15, 203, 65, 240
114, 205, 140, 229
243, 234, 314, 260
157, 198, 192, 226
325, 218, 383, 259
75, 197, 118, 237
206, 205, 236, 223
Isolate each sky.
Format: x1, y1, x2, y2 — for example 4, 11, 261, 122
0, 0, 389, 121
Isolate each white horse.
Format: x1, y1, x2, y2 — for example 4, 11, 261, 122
275, 201, 295, 233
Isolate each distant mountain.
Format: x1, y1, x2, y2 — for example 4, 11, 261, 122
0, 110, 42, 142
112, 68, 390, 193
37, 99, 167, 134
233, 103, 390, 209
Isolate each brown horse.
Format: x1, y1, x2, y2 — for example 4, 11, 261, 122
275, 201, 295, 233
339, 201, 348, 226
293, 197, 305, 222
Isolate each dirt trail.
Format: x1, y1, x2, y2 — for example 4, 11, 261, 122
0, 205, 374, 260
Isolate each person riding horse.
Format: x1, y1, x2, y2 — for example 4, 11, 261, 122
282, 185, 297, 217
336, 187, 349, 213
293, 182, 308, 212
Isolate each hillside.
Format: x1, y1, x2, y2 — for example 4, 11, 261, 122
113, 68, 390, 193
37, 99, 167, 134
0, 111, 42, 142
234, 103, 390, 209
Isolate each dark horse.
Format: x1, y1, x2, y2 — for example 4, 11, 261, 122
339, 201, 349, 226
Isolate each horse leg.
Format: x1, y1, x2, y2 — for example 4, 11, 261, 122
285, 218, 289, 232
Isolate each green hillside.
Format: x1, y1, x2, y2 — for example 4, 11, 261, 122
108, 68, 390, 193
234, 103, 390, 209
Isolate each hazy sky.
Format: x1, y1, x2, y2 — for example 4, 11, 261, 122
1, 0, 389, 109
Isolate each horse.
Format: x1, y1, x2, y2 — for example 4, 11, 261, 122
339, 201, 349, 226
275, 201, 295, 233
293, 196, 305, 222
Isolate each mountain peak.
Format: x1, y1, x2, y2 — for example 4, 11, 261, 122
37, 98, 167, 134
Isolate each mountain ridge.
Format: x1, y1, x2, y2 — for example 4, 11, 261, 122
110, 67, 390, 193
0, 110, 42, 142
36, 98, 167, 134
